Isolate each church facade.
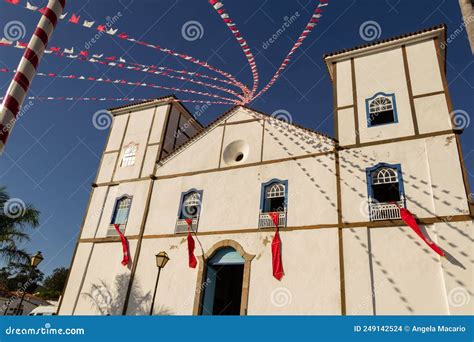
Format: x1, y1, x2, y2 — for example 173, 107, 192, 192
59, 24, 473, 315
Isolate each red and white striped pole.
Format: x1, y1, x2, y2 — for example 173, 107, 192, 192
0, 0, 66, 154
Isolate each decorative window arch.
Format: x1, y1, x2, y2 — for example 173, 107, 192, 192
178, 189, 203, 220
260, 179, 288, 213
365, 92, 398, 127
109, 195, 133, 235
121, 143, 138, 167
366, 163, 404, 202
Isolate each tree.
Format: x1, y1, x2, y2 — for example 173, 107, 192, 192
0, 186, 40, 264
37, 267, 69, 300
0, 263, 44, 293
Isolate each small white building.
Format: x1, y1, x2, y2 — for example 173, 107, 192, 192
59, 25, 473, 315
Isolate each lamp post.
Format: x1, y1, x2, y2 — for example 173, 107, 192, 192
15, 251, 43, 315
149, 251, 169, 316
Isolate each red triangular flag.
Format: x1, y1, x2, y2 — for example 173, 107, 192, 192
79, 50, 88, 57
97, 25, 106, 31
270, 212, 284, 280
4, 0, 20, 5
400, 208, 445, 256
113, 224, 130, 265
186, 218, 197, 268
69, 14, 80, 24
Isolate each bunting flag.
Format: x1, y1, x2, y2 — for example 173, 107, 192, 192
0, 95, 232, 105
269, 212, 284, 280
3, 0, 249, 95
68, 13, 79, 23
252, 0, 329, 101
0, 0, 65, 154
399, 208, 445, 257
0, 68, 238, 103
185, 218, 198, 268
113, 224, 130, 266
208, 0, 258, 101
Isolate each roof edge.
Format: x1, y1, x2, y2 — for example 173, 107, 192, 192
323, 24, 447, 80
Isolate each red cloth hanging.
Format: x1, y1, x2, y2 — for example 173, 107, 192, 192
186, 218, 197, 268
399, 208, 445, 257
113, 224, 130, 266
269, 212, 284, 280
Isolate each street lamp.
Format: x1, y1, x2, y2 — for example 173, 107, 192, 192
149, 251, 169, 316
16, 251, 43, 315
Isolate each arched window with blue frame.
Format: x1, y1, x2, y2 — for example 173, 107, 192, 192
366, 163, 405, 205
365, 92, 398, 127
178, 189, 203, 219
260, 179, 288, 213
109, 195, 133, 235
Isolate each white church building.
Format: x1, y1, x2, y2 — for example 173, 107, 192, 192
59, 24, 473, 315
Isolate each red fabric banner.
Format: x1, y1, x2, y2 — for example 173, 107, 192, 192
269, 212, 284, 280
186, 218, 197, 268
113, 224, 130, 266
400, 208, 445, 256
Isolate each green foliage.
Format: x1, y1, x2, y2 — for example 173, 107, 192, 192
36, 267, 69, 300
0, 186, 40, 264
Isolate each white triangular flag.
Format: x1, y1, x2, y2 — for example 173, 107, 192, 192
60, 12, 68, 19
106, 28, 118, 35
83, 20, 95, 28
64, 47, 74, 54
0, 38, 12, 45
26, 2, 38, 10
92, 54, 103, 58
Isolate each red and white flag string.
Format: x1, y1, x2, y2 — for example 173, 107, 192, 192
208, 0, 259, 101
252, 0, 329, 101
4, 0, 250, 96
0, 0, 330, 110
0, 95, 233, 105
0, 67, 239, 103
0, 39, 245, 100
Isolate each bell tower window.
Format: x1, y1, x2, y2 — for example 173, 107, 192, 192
366, 93, 398, 127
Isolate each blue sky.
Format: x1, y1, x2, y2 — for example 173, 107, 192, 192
0, 0, 472, 276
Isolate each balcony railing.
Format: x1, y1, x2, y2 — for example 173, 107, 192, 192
175, 217, 199, 234
368, 197, 405, 221
258, 210, 287, 228
106, 224, 126, 237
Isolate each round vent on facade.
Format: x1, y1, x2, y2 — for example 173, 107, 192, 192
223, 140, 249, 166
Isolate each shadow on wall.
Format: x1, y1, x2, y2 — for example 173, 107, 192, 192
81, 274, 172, 315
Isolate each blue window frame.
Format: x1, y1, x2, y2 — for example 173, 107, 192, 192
366, 163, 405, 206
177, 189, 203, 219
260, 179, 288, 213
365, 92, 398, 127
111, 195, 132, 225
